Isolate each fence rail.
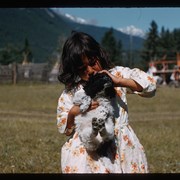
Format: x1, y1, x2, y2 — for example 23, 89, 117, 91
0, 63, 54, 84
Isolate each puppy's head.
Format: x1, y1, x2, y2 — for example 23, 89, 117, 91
83, 73, 116, 99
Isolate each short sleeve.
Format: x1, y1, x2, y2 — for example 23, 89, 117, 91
57, 90, 74, 134
110, 66, 157, 98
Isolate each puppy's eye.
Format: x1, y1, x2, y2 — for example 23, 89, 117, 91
104, 82, 111, 88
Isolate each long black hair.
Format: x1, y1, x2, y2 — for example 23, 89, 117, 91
58, 31, 114, 90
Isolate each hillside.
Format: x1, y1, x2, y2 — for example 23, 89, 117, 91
0, 8, 144, 63
0, 8, 72, 63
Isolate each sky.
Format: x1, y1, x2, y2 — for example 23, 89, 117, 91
55, 7, 180, 37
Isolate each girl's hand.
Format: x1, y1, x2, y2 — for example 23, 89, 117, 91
99, 70, 122, 86
65, 101, 99, 136
88, 100, 99, 111
99, 70, 143, 92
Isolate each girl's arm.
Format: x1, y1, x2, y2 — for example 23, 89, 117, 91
64, 100, 99, 136
100, 67, 156, 97
100, 69, 143, 92
65, 105, 80, 135
57, 91, 74, 135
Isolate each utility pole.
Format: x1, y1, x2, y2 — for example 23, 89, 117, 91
129, 26, 134, 68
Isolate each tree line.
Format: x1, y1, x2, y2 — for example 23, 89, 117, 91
100, 20, 180, 71
1, 20, 180, 72
0, 38, 33, 65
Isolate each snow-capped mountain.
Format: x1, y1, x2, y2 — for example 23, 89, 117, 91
51, 8, 90, 25
117, 25, 145, 38
51, 8, 145, 38
64, 13, 88, 24
49, 8, 144, 51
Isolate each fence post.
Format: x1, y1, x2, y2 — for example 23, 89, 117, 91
12, 62, 18, 85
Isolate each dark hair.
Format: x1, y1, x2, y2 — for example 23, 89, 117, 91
58, 31, 114, 90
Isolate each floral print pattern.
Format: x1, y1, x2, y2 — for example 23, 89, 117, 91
57, 66, 156, 173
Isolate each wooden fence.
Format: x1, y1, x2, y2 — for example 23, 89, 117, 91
0, 63, 51, 84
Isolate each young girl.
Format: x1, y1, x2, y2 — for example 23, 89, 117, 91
57, 31, 156, 173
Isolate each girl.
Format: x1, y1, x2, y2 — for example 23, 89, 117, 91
57, 31, 156, 173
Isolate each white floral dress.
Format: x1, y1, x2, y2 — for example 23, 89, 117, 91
57, 66, 156, 173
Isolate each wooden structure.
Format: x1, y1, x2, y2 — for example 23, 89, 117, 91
0, 62, 49, 84
150, 53, 180, 84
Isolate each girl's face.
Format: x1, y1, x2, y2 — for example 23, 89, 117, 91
78, 55, 102, 81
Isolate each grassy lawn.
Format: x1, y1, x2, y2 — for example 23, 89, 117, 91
0, 84, 179, 173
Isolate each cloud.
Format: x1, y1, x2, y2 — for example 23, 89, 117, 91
88, 19, 98, 26
64, 13, 88, 24
51, 8, 98, 26
117, 25, 145, 38
64, 13, 98, 26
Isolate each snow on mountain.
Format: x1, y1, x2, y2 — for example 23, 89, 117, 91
51, 8, 90, 25
117, 25, 145, 38
64, 13, 89, 24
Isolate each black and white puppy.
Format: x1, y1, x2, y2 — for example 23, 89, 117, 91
73, 73, 116, 151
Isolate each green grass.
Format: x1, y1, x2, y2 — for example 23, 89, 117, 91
0, 84, 179, 173
128, 86, 180, 173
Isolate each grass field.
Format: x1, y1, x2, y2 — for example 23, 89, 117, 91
0, 83, 179, 173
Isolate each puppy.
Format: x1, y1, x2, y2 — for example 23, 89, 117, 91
73, 73, 116, 152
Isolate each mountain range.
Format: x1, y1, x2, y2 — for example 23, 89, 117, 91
0, 8, 145, 63
52, 8, 146, 38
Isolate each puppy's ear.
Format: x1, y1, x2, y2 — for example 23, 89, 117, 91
73, 90, 87, 105
103, 75, 116, 98
83, 74, 103, 98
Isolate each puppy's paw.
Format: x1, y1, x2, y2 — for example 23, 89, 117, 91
92, 118, 99, 135
92, 118, 105, 132
97, 118, 105, 133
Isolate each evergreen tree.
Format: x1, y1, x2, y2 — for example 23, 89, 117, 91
141, 20, 160, 70
21, 38, 33, 63
0, 44, 23, 65
172, 28, 180, 52
0, 38, 34, 65
141, 21, 180, 71
159, 27, 176, 60
101, 28, 122, 65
